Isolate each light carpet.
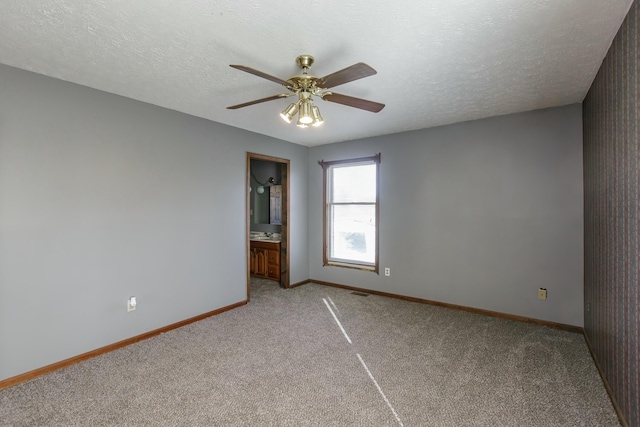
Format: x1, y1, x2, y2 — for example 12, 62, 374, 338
0, 279, 620, 426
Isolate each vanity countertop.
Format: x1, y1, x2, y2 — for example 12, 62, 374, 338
250, 237, 281, 243
249, 232, 281, 243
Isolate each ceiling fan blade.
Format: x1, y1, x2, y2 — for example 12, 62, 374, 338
227, 94, 290, 110
317, 63, 377, 89
322, 92, 385, 113
230, 65, 291, 86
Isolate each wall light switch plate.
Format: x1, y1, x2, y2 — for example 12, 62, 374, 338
538, 288, 547, 300
127, 296, 137, 312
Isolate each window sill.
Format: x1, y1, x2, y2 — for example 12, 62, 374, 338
325, 260, 378, 273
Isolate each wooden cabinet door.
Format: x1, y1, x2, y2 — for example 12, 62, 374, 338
250, 249, 256, 275
255, 248, 267, 276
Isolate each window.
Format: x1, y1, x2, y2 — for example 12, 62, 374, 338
320, 154, 380, 272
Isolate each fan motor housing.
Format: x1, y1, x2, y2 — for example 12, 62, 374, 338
288, 74, 318, 91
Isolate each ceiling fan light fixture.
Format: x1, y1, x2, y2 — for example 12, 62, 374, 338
311, 105, 324, 127
280, 102, 299, 123
228, 55, 385, 130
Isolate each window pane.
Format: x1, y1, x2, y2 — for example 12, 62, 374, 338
331, 163, 376, 203
330, 204, 376, 264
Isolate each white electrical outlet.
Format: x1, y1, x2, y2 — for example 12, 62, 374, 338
384, 268, 390, 277
537, 288, 547, 300
127, 296, 137, 312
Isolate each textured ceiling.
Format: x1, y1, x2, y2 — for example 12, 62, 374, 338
0, 0, 634, 146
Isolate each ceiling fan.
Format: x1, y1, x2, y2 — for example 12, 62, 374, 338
227, 55, 385, 128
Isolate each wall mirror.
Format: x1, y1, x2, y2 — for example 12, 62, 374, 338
250, 159, 282, 227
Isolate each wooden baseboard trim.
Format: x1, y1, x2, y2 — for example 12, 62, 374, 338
310, 279, 583, 334
0, 299, 248, 392
289, 279, 311, 288
583, 333, 629, 427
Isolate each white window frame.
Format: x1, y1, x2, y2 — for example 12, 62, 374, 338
320, 154, 380, 273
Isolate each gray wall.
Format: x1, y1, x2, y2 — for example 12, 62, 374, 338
309, 105, 584, 326
0, 64, 309, 381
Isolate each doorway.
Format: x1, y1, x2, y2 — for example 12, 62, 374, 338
246, 153, 290, 300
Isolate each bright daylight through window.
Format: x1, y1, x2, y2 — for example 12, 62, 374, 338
320, 154, 380, 272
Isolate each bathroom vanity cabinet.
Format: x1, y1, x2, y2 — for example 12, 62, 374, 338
250, 240, 280, 282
